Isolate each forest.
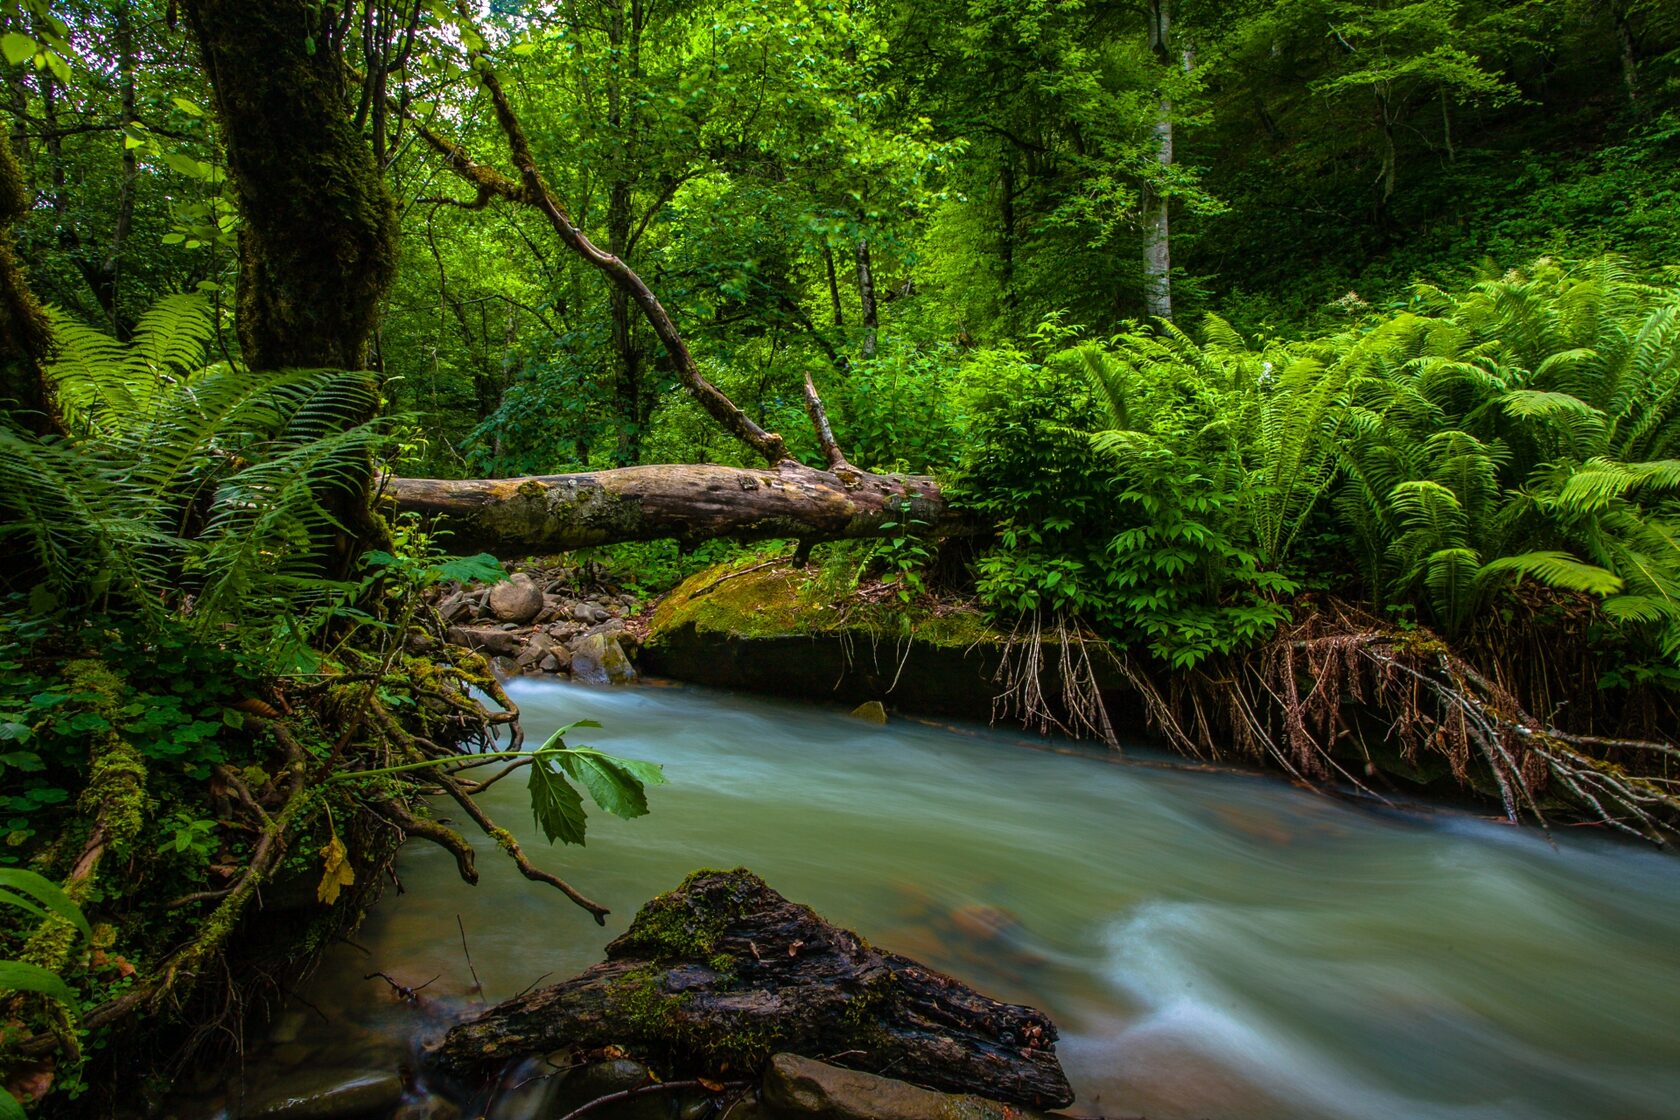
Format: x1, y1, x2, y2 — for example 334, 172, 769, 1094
1, 1, 1680, 1118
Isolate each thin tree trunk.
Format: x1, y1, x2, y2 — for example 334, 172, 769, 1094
104, 0, 137, 337
606, 0, 646, 465
855, 237, 877, 359
1142, 0, 1174, 321
823, 243, 844, 327
0, 129, 57, 434
999, 153, 1018, 321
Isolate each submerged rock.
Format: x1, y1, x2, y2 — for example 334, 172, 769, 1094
237, 1071, 404, 1120
847, 701, 888, 725
761, 1054, 1057, 1120
432, 869, 1072, 1110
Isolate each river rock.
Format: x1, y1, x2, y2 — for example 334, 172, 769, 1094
446, 626, 526, 658
847, 701, 887, 725
570, 632, 636, 685
761, 1054, 1058, 1120
432, 870, 1072, 1109
573, 600, 613, 624
489, 574, 545, 624
238, 1071, 404, 1120
516, 633, 559, 671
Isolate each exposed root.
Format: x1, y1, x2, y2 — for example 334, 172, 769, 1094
992, 612, 1119, 749
1126, 601, 1680, 843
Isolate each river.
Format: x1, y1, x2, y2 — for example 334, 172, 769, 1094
216, 678, 1680, 1120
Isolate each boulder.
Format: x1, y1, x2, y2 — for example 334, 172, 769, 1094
570, 632, 636, 685
761, 1054, 1058, 1120
432, 870, 1072, 1110
488, 574, 544, 624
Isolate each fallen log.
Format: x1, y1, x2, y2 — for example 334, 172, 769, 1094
386, 462, 971, 558
432, 869, 1074, 1110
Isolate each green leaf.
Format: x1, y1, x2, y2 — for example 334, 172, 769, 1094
0, 1085, 23, 1120
0, 959, 77, 1008
0, 868, 92, 942
527, 756, 587, 845
0, 33, 36, 66
0, 888, 47, 921
171, 96, 204, 116
555, 749, 664, 821
425, 553, 509, 585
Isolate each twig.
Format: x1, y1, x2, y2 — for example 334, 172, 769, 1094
554, 1080, 748, 1120
457, 915, 483, 1001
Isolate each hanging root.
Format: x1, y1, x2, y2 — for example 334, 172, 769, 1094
1118, 600, 1680, 843
992, 611, 1119, 749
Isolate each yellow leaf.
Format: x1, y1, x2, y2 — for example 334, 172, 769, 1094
317, 834, 354, 905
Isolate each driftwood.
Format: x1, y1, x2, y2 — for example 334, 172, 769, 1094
386, 463, 970, 558
433, 869, 1074, 1110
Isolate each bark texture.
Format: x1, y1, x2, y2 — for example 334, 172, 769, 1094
183, 0, 399, 369
0, 127, 56, 433
433, 870, 1073, 1110
386, 463, 967, 557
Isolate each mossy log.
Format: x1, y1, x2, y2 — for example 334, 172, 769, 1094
386, 463, 974, 557
432, 869, 1073, 1110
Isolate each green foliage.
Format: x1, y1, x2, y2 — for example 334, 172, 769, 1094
1, 293, 388, 649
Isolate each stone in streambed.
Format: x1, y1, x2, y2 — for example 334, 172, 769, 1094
237, 1071, 404, 1120
488, 573, 545, 624
848, 701, 887, 725
761, 1054, 1057, 1120
570, 632, 636, 685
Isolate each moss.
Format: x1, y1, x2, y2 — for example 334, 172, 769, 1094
647, 563, 1005, 651
617, 866, 754, 960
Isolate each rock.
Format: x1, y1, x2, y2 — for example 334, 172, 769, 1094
433, 871, 1072, 1110
516, 633, 557, 670
437, 590, 471, 624
536, 595, 565, 624
570, 632, 636, 685
446, 626, 526, 658
489, 655, 520, 679
539, 653, 563, 673
761, 1054, 1055, 1120
238, 1072, 404, 1120
489, 574, 545, 624
847, 701, 887, 725
392, 1097, 461, 1120
572, 601, 613, 624
547, 1059, 664, 1120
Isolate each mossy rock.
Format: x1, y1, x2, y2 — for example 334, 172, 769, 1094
642, 563, 1132, 726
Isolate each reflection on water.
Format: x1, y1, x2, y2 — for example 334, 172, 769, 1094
225, 679, 1680, 1120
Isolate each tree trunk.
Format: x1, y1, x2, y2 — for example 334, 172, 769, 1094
432, 870, 1073, 1110
854, 238, 877, 359
0, 128, 56, 434
182, 0, 399, 370
823, 243, 844, 327
1142, 0, 1174, 322
385, 462, 969, 557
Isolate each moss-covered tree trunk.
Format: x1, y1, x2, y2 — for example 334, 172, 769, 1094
0, 128, 57, 434
182, 0, 399, 370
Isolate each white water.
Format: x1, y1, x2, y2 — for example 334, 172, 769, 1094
261, 679, 1680, 1120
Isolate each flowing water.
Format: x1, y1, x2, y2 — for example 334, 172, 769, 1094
226, 679, 1680, 1120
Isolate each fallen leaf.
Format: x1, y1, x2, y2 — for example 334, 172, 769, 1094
788, 939, 805, 957
317, 834, 354, 905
